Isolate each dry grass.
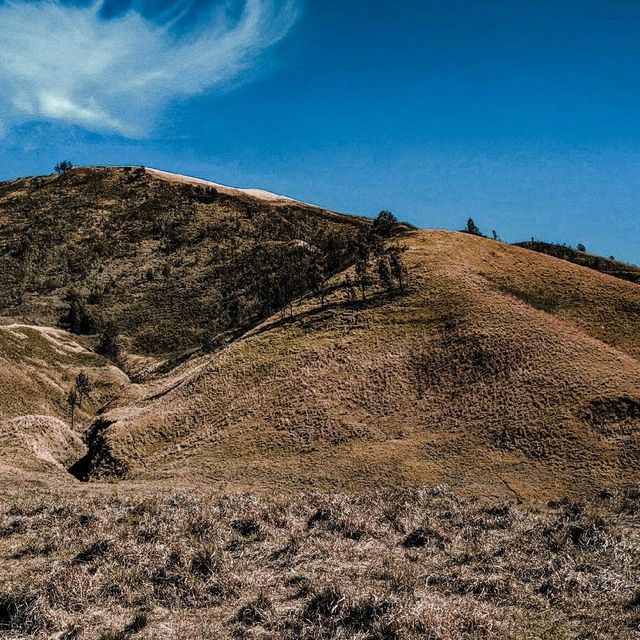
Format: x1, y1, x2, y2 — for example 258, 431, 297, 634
0, 324, 128, 422
0, 485, 638, 640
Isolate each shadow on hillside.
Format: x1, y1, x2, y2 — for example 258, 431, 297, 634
251, 290, 394, 338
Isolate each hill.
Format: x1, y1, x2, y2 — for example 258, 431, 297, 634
515, 239, 640, 284
0, 168, 638, 639
69, 230, 640, 500
0, 168, 638, 500
0, 166, 367, 359
0, 323, 127, 422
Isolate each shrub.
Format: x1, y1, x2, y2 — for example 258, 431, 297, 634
465, 217, 483, 236
372, 210, 399, 238
97, 321, 121, 360
60, 291, 98, 335
54, 160, 73, 174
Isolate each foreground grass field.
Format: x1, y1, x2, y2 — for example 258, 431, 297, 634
1, 486, 638, 639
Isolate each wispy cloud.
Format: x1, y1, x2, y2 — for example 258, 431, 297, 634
0, 0, 299, 136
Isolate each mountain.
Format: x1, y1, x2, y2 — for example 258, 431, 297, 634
0, 168, 639, 501
1, 167, 638, 640
0, 166, 367, 359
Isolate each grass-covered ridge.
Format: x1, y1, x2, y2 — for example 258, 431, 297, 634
515, 240, 640, 283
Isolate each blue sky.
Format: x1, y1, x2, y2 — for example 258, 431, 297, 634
1, 0, 640, 263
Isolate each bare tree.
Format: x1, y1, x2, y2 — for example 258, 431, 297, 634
75, 371, 92, 409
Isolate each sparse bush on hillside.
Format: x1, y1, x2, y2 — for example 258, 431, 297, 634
307, 255, 328, 305
577, 243, 586, 252
343, 274, 357, 301
354, 246, 374, 302
372, 210, 399, 238
74, 371, 92, 409
514, 239, 640, 283
59, 290, 98, 335
341, 232, 410, 302
465, 217, 483, 237
376, 251, 394, 295
201, 331, 223, 354
388, 245, 408, 294
66, 388, 78, 429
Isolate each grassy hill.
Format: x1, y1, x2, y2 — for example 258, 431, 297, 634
0, 169, 638, 500
515, 240, 640, 284
0, 169, 638, 639
0, 323, 127, 422
67, 230, 640, 500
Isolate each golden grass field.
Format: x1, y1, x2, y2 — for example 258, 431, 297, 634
1, 486, 638, 639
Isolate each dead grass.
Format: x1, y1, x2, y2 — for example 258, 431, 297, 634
0, 486, 637, 639
0, 324, 128, 423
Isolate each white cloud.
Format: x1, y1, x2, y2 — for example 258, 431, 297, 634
0, 0, 298, 136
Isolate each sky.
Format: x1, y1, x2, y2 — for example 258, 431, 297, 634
1, 0, 640, 263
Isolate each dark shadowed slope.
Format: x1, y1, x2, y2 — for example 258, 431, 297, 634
0, 166, 367, 358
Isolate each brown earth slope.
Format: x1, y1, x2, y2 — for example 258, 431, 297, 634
0, 324, 127, 422
75, 230, 640, 500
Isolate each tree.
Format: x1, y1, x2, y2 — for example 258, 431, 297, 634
307, 256, 328, 306
376, 252, 394, 296
74, 371, 92, 409
54, 160, 73, 174
67, 388, 78, 430
577, 243, 586, 252
343, 275, 357, 302
372, 210, 399, 238
388, 246, 408, 294
60, 291, 97, 335
354, 248, 373, 302
465, 218, 482, 236
97, 321, 121, 361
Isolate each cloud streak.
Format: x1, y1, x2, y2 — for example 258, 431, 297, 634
0, 0, 298, 136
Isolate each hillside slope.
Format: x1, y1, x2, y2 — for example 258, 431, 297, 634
0, 323, 128, 422
75, 231, 640, 500
0, 166, 367, 357
515, 239, 640, 284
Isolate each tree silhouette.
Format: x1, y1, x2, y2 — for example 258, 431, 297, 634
54, 161, 73, 175
67, 388, 78, 430
308, 256, 328, 305
372, 210, 399, 238
466, 218, 482, 236
74, 371, 92, 409
388, 246, 408, 294
376, 252, 394, 296
97, 322, 121, 361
